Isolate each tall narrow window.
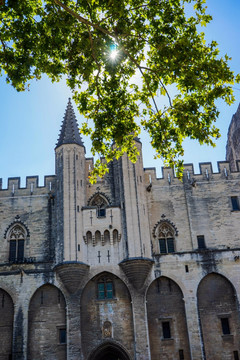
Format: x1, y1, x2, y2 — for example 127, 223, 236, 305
231, 196, 240, 211
59, 328, 66, 344
197, 235, 206, 250
8, 225, 26, 263
179, 350, 184, 360
162, 321, 171, 339
158, 223, 175, 254
221, 318, 230, 335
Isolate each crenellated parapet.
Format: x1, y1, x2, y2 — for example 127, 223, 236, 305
0, 175, 56, 197
144, 160, 240, 187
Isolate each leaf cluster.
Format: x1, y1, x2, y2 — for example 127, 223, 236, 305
0, 0, 239, 180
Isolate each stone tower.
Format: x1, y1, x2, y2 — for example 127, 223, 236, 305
226, 103, 240, 170
55, 98, 86, 263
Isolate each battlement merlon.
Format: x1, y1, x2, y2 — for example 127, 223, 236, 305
0, 175, 56, 195
143, 161, 240, 185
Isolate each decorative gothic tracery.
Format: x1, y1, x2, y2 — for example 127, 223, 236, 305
152, 218, 178, 255
88, 192, 110, 218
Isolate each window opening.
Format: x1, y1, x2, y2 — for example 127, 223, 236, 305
185, 265, 189, 273
97, 278, 114, 300
221, 318, 230, 335
231, 196, 240, 211
179, 349, 184, 360
162, 321, 171, 339
197, 235, 206, 250
90, 194, 108, 218
59, 328, 66, 344
8, 225, 25, 262
158, 223, 175, 254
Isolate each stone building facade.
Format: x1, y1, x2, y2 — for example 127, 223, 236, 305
1, 99, 240, 360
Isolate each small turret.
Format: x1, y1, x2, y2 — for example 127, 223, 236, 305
56, 98, 85, 149
55, 99, 86, 263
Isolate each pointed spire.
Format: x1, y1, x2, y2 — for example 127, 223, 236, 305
55, 98, 84, 149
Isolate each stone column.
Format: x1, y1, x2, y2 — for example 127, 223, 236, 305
184, 295, 205, 360
12, 301, 28, 360
131, 291, 151, 360
67, 294, 83, 360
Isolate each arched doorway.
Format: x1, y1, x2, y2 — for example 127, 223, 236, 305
81, 272, 134, 359
89, 342, 131, 360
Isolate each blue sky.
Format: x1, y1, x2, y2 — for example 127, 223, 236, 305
0, 0, 240, 187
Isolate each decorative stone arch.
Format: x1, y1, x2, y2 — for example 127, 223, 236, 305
28, 283, 67, 360
0, 288, 14, 359
152, 217, 178, 254
88, 192, 111, 218
87, 192, 111, 206
146, 276, 191, 360
197, 272, 240, 360
88, 340, 132, 360
4, 216, 30, 263
4, 215, 30, 239
81, 271, 134, 359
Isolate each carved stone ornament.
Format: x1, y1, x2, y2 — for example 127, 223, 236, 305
102, 321, 112, 338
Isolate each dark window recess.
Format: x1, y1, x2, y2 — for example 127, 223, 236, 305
78, 244, 80, 251
162, 321, 171, 339
179, 349, 184, 360
159, 238, 174, 254
231, 196, 240, 211
17, 240, 24, 261
185, 265, 189, 273
197, 236, 206, 250
59, 328, 66, 344
159, 239, 167, 253
98, 208, 106, 217
9, 240, 16, 261
221, 318, 230, 335
77, 205, 80, 212
234, 351, 239, 360
9, 239, 24, 262
97, 280, 113, 300
167, 238, 174, 253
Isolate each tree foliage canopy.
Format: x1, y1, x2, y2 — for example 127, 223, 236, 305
0, 0, 239, 180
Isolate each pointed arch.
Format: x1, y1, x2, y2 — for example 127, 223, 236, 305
152, 220, 177, 254
146, 276, 191, 360
88, 340, 132, 360
0, 288, 14, 359
4, 217, 29, 263
197, 273, 240, 359
28, 284, 67, 360
88, 192, 110, 217
81, 272, 134, 359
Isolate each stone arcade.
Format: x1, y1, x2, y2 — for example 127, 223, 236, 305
1, 100, 240, 360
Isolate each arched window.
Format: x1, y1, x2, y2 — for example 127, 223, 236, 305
95, 231, 101, 246
158, 223, 175, 254
97, 276, 114, 300
86, 231, 92, 244
113, 229, 118, 243
104, 230, 110, 244
8, 225, 26, 262
89, 194, 109, 218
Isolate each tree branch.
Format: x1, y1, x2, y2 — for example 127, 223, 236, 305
141, 66, 172, 108
53, 0, 115, 37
